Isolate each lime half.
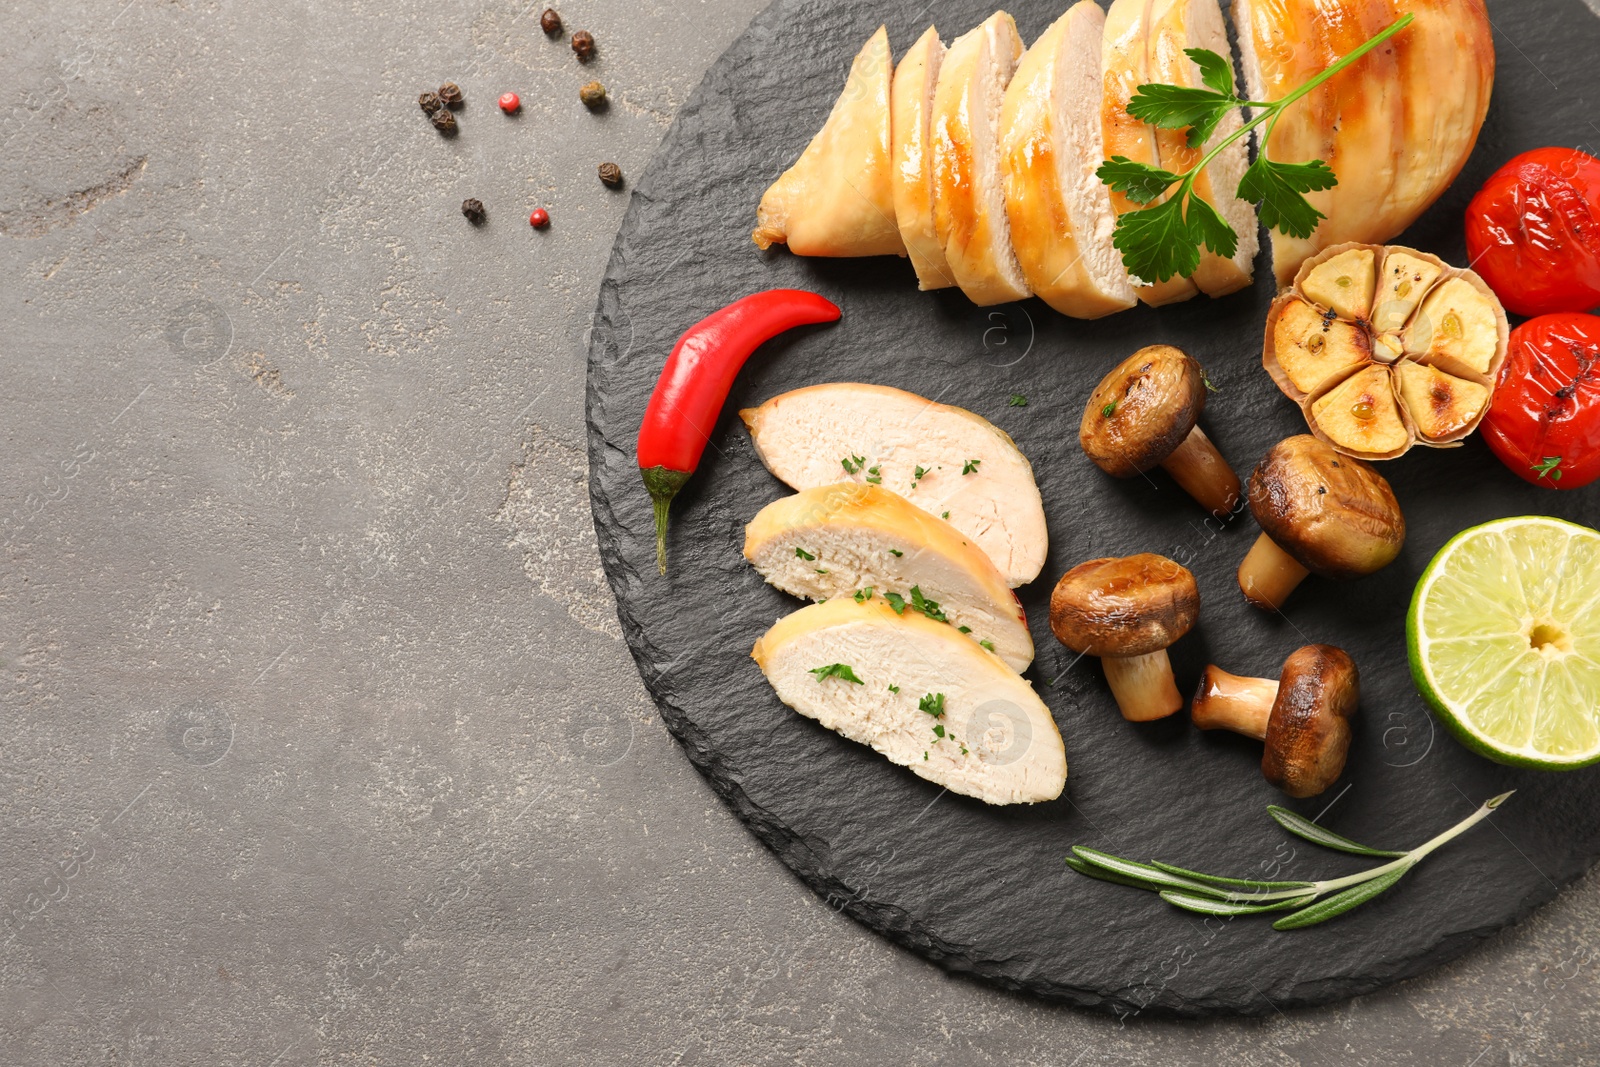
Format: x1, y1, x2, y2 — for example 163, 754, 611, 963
1408, 516, 1600, 769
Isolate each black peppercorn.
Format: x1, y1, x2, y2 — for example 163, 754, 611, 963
598, 162, 623, 188
419, 91, 444, 114
579, 80, 607, 109
462, 198, 486, 225
540, 7, 562, 35
571, 30, 595, 61
438, 82, 463, 108
431, 108, 458, 134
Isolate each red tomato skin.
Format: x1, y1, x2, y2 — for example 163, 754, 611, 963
1466, 147, 1600, 318
1482, 313, 1600, 489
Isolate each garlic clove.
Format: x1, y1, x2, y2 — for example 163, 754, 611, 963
1371, 332, 1405, 365
1272, 297, 1372, 395
1300, 248, 1377, 322
1312, 365, 1409, 456
1395, 361, 1490, 441
1403, 277, 1501, 377
1372, 251, 1443, 334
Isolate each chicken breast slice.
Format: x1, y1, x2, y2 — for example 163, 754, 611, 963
752, 598, 1066, 805
752, 26, 906, 257
1101, 0, 1200, 305
1000, 1, 1137, 319
931, 12, 1033, 306
1148, 0, 1258, 297
745, 483, 1035, 671
891, 26, 958, 290
740, 383, 1049, 587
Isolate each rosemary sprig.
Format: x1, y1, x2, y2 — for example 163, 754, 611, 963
1097, 13, 1414, 284
1067, 791, 1513, 931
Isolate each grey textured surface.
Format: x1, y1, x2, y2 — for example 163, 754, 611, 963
0, 0, 1597, 1061
587, 0, 1600, 1017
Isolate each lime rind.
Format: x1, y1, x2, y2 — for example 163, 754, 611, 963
1408, 516, 1600, 770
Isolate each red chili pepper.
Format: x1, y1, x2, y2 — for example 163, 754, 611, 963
637, 289, 841, 573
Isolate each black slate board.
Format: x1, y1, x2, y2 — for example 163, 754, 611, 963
586, 0, 1600, 1015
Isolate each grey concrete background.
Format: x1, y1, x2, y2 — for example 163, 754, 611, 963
0, 1, 1596, 1063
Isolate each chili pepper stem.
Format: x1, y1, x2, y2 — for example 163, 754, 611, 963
641, 466, 692, 575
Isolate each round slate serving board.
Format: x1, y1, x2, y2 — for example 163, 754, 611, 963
586, 0, 1600, 1015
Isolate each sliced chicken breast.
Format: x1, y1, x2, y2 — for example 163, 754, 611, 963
1101, 0, 1199, 305
1233, 0, 1494, 284
891, 26, 958, 291
752, 598, 1066, 805
1000, 1, 1137, 319
740, 383, 1049, 588
745, 483, 1035, 671
1148, 0, 1258, 297
930, 12, 1033, 306
752, 26, 906, 257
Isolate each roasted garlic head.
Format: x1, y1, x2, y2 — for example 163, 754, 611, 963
1263, 243, 1509, 461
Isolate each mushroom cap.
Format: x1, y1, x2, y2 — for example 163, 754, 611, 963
1049, 553, 1199, 657
1262, 645, 1359, 799
1080, 345, 1206, 478
1246, 435, 1405, 580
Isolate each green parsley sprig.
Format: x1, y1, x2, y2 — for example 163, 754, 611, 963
1097, 13, 1413, 285
1532, 456, 1564, 481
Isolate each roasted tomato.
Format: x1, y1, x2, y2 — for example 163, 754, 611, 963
1482, 313, 1600, 489
1465, 148, 1600, 318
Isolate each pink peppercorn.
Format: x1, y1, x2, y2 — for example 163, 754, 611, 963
498, 92, 521, 114
529, 208, 550, 228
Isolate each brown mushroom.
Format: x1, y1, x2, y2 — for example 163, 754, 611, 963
1080, 345, 1242, 518
1237, 435, 1405, 611
1191, 645, 1360, 798
1050, 554, 1199, 722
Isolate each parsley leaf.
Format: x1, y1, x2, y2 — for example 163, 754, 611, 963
1533, 456, 1564, 481
888, 548, 903, 557
1096, 156, 1181, 206
809, 663, 864, 684
1187, 47, 1236, 97
794, 546, 815, 561
1126, 83, 1237, 148
1008, 394, 1028, 407
883, 591, 907, 615
909, 586, 947, 623
1185, 191, 1239, 260
1112, 192, 1202, 284
1238, 156, 1336, 240
961, 459, 981, 475
840, 454, 865, 475
888, 684, 900, 694
979, 639, 996, 652
919, 692, 946, 718
865, 464, 882, 485
958, 625, 972, 634
933, 724, 946, 739
853, 587, 874, 603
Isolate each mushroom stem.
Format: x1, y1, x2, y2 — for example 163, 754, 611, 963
1101, 650, 1183, 722
1190, 665, 1278, 739
1238, 532, 1311, 610
1159, 426, 1242, 518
